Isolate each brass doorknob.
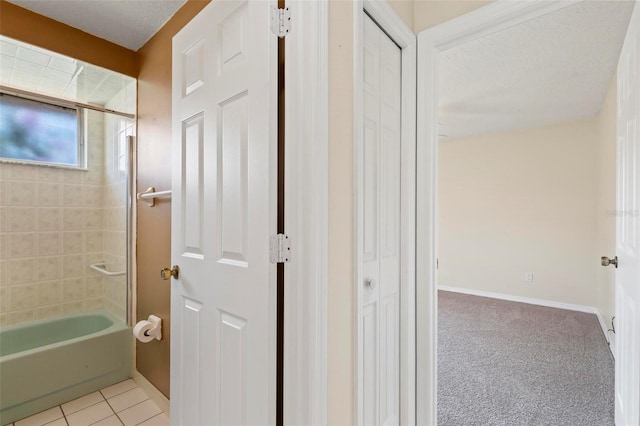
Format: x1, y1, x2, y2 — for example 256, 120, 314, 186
601, 256, 618, 268
161, 265, 180, 280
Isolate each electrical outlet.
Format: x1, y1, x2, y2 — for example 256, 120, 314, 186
525, 272, 534, 283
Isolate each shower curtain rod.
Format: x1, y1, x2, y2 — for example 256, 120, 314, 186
0, 85, 136, 119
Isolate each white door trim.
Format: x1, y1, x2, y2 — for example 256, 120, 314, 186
283, 1, 329, 425
416, 1, 598, 423
354, 1, 416, 424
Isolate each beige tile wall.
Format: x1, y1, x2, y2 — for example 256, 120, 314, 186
0, 108, 130, 327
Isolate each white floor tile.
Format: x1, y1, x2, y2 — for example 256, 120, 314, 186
107, 388, 149, 413
42, 419, 66, 426
65, 401, 113, 426
118, 400, 162, 426
15, 407, 64, 426
61, 392, 105, 415
90, 416, 123, 426
137, 413, 169, 426
100, 380, 138, 400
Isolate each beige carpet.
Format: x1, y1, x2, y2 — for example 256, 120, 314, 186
438, 290, 615, 426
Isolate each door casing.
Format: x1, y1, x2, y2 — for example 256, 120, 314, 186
282, 2, 330, 425
353, 1, 417, 424
416, 0, 623, 424
168, 1, 330, 424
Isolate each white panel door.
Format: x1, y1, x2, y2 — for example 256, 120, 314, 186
170, 1, 277, 424
616, 2, 640, 425
362, 13, 402, 426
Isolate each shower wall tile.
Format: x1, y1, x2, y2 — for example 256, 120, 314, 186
36, 256, 62, 281
63, 169, 85, 184
85, 276, 104, 298
8, 207, 36, 231
85, 297, 105, 311
37, 183, 61, 206
63, 208, 84, 231
37, 167, 61, 182
7, 181, 37, 206
38, 304, 63, 320
63, 184, 85, 206
63, 277, 85, 301
38, 280, 63, 305
38, 208, 61, 231
9, 258, 35, 284
84, 186, 102, 207
0, 287, 10, 312
0, 110, 130, 327
63, 232, 84, 254
7, 233, 35, 258
85, 231, 103, 253
10, 308, 35, 324
0, 207, 7, 232
85, 209, 103, 230
10, 283, 38, 309
0, 260, 7, 285
63, 254, 86, 278
63, 301, 85, 315
37, 232, 61, 255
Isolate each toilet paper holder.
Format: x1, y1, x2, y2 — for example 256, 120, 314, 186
134, 315, 162, 342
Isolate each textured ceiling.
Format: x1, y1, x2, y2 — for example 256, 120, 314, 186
439, 1, 635, 142
6, 0, 187, 51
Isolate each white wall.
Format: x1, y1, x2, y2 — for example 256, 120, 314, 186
438, 79, 617, 318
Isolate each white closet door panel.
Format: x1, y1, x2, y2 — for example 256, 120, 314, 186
362, 12, 401, 426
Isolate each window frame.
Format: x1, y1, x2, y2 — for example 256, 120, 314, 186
0, 90, 87, 170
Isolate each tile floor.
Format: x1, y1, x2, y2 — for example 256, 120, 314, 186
5, 380, 168, 426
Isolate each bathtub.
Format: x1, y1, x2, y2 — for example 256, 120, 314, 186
0, 310, 131, 424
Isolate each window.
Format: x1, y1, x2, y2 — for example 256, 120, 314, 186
0, 93, 83, 168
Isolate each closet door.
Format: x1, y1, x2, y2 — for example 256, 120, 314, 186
362, 12, 402, 426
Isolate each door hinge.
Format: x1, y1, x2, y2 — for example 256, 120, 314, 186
270, 234, 291, 264
271, 7, 291, 38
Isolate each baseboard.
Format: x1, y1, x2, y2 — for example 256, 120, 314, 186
609, 332, 616, 359
438, 285, 614, 357
133, 370, 170, 415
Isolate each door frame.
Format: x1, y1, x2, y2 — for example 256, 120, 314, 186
416, 0, 597, 423
353, 1, 417, 424
283, 1, 329, 425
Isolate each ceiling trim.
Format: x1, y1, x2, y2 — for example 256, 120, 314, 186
421, 0, 583, 51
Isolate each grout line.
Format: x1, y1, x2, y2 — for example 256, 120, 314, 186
99, 382, 138, 400
116, 398, 155, 426
61, 399, 105, 418
103, 394, 125, 426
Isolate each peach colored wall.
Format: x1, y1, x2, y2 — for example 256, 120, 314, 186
438, 85, 617, 323
135, 0, 211, 398
328, 1, 355, 423
414, 0, 492, 33
0, 0, 137, 77
388, 0, 414, 31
